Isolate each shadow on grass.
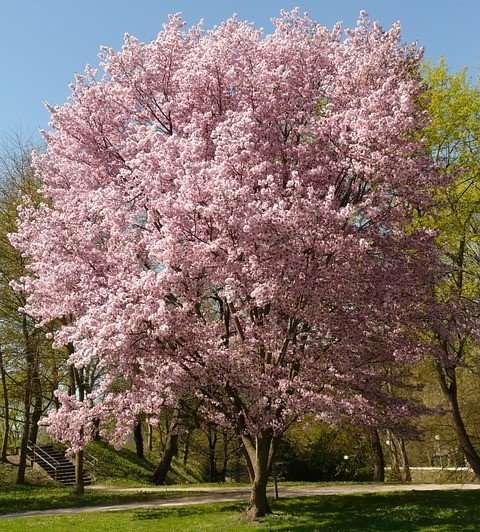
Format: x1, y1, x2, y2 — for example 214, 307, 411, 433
134, 502, 243, 520
269, 491, 480, 531
131, 490, 480, 531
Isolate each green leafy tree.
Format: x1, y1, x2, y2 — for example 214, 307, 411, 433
421, 61, 480, 477
0, 139, 66, 483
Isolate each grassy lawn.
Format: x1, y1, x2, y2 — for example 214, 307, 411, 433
0, 484, 199, 515
1, 490, 479, 531
94, 479, 252, 489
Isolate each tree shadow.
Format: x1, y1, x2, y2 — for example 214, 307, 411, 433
133, 501, 244, 521
129, 491, 480, 531
269, 491, 480, 531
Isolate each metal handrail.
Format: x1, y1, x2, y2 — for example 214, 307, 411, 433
28, 442, 97, 483
84, 450, 98, 467
83, 450, 98, 482
27, 441, 61, 480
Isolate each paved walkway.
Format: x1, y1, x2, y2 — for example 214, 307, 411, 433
2, 483, 480, 519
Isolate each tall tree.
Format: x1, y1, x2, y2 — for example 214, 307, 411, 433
421, 61, 480, 478
0, 348, 9, 461
0, 139, 65, 483
0, 140, 40, 483
14, 12, 441, 518
369, 428, 385, 482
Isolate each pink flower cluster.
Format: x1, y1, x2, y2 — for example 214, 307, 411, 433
12, 11, 439, 449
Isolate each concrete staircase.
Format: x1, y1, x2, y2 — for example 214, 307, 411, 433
26, 443, 93, 486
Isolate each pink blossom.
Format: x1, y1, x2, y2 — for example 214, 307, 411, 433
12, 11, 440, 452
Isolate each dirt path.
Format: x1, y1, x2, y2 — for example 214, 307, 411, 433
2, 483, 479, 519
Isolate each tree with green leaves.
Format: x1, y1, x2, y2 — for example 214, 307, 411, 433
421, 60, 480, 477
0, 138, 66, 483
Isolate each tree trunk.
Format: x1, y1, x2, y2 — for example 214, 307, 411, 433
399, 437, 411, 482
183, 430, 191, 466
72, 359, 85, 496
387, 429, 401, 482
436, 365, 480, 479
28, 359, 42, 445
0, 349, 10, 462
92, 418, 101, 441
207, 424, 218, 482
16, 323, 34, 485
370, 428, 384, 482
220, 429, 229, 482
68, 364, 76, 396
148, 424, 153, 452
75, 450, 85, 495
152, 432, 178, 485
16, 384, 32, 484
133, 420, 144, 459
242, 444, 254, 483
242, 433, 275, 520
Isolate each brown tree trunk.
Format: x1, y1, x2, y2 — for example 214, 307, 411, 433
207, 424, 218, 482
75, 450, 85, 495
387, 430, 401, 482
399, 437, 411, 482
152, 409, 179, 485
72, 360, 85, 496
133, 420, 144, 459
242, 433, 275, 520
16, 322, 34, 485
152, 432, 178, 484
0, 348, 10, 462
436, 365, 480, 479
183, 430, 191, 466
242, 444, 254, 483
370, 428, 384, 482
147, 424, 153, 452
220, 429, 229, 482
68, 364, 76, 395
28, 358, 42, 445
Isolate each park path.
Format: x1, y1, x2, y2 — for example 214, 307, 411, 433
1, 482, 480, 519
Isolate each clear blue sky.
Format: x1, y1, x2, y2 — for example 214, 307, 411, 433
1, 1, 478, 140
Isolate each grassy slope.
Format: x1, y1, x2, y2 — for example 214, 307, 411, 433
1, 490, 479, 531
85, 441, 205, 485
168, 455, 205, 484
0, 461, 55, 487
86, 441, 155, 485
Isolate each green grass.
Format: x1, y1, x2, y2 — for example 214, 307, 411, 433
167, 454, 208, 484
0, 461, 55, 487
85, 441, 155, 485
1, 490, 479, 531
85, 441, 205, 485
0, 484, 197, 515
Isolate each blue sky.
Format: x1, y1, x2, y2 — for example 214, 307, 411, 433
1, 1, 478, 140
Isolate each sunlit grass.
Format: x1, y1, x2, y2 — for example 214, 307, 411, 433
1, 490, 479, 531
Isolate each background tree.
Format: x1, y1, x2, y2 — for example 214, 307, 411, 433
0, 138, 65, 483
421, 61, 480, 478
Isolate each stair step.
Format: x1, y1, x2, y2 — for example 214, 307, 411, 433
28, 444, 94, 485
